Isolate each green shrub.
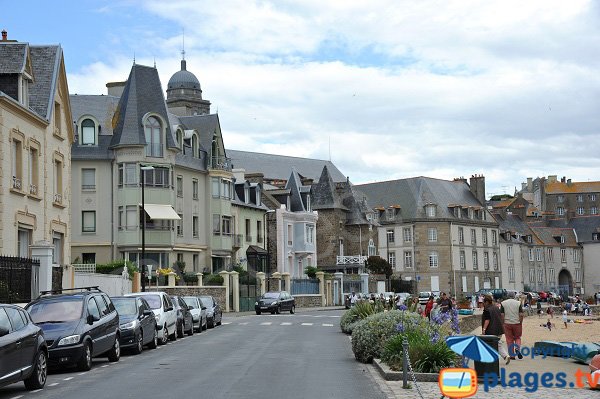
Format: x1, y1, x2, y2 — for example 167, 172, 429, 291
182, 273, 198, 284
351, 310, 423, 363
96, 260, 138, 279
204, 274, 224, 286
382, 332, 457, 373
340, 301, 385, 334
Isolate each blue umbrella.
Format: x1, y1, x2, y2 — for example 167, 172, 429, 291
445, 335, 499, 363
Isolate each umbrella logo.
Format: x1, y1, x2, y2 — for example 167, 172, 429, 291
445, 335, 499, 363
439, 368, 478, 398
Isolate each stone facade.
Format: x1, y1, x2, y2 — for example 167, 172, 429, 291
294, 294, 322, 307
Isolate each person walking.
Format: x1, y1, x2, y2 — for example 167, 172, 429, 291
439, 292, 453, 313
537, 300, 542, 318
350, 291, 358, 307
424, 296, 435, 320
501, 291, 525, 360
482, 294, 510, 364
562, 307, 568, 329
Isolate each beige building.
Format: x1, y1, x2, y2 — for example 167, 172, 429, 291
0, 32, 73, 265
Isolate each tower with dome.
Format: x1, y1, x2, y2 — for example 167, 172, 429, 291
166, 56, 211, 116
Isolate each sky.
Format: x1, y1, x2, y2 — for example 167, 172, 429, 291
3, 0, 600, 197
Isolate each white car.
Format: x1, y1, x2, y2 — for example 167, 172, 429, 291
126, 292, 177, 345
182, 296, 207, 332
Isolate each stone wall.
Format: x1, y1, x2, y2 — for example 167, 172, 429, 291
295, 294, 322, 307
148, 286, 226, 308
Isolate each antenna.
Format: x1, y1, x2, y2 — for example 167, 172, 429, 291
153, 56, 156, 68
181, 28, 186, 61
133, 52, 136, 65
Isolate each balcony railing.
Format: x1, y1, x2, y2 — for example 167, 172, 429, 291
54, 193, 62, 203
30, 184, 37, 195
233, 234, 243, 248
12, 176, 22, 190
209, 156, 232, 171
73, 263, 96, 273
336, 255, 368, 265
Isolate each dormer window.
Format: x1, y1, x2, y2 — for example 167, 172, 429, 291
386, 208, 395, 220
191, 134, 199, 158
144, 116, 163, 157
244, 186, 250, 204
426, 205, 436, 217
526, 235, 532, 243
468, 208, 474, 219
80, 118, 97, 145
560, 235, 565, 244
20, 76, 30, 107
176, 130, 183, 149
256, 187, 261, 206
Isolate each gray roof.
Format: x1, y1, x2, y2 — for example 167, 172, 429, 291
167, 60, 200, 90
492, 213, 532, 244
227, 150, 347, 183
28, 46, 61, 121
357, 177, 488, 220
541, 216, 600, 243
71, 135, 113, 160
0, 43, 28, 74
70, 94, 120, 136
110, 64, 177, 149
175, 113, 220, 152
285, 170, 310, 212
311, 165, 346, 210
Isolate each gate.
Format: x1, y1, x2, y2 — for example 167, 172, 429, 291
0, 256, 40, 303
343, 279, 362, 295
239, 272, 260, 312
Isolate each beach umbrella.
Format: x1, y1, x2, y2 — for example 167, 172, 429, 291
445, 335, 499, 363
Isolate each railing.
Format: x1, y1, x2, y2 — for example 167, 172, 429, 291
29, 184, 37, 195
0, 256, 40, 303
54, 193, 62, 203
291, 278, 320, 295
145, 143, 163, 157
209, 156, 232, 171
12, 176, 22, 190
82, 184, 96, 190
73, 263, 97, 273
336, 255, 368, 265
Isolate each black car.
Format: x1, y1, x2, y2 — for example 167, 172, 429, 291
0, 304, 47, 390
26, 287, 120, 371
255, 291, 295, 315
111, 296, 158, 354
170, 295, 194, 338
198, 295, 222, 328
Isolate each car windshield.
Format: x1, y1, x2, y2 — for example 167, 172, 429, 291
28, 299, 83, 323
199, 296, 212, 306
112, 299, 137, 315
141, 295, 161, 309
263, 292, 280, 299
182, 297, 197, 308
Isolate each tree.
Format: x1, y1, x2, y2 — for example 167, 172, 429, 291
304, 266, 319, 279
365, 256, 393, 279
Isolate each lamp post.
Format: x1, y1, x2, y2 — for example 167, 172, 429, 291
140, 165, 154, 292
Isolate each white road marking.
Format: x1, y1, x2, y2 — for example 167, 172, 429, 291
49, 383, 59, 387
239, 322, 248, 325
313, 315, 324, 318
322, 323, 334, 327
101, 364, 110, 368
280, 322, 292, 325
260, 322, 272, 325
31, 389, 43, 393
328, 315, 341, 318
63, 377, 74, 381
301, 323, 313, 326
77, 372, 86, 375
9, 395, 24, 399
222, 322, 231, 325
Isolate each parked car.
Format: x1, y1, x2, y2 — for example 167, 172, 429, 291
418, 291, 435, 305
182, 296, 207, 332
0, 304, 48, 390
26, 286, 120, 371
255, 291, 295, 315
198, 295, 223, 328
111, 296, 158, 354
125, 292, 177, 344
171, 295, 194, 337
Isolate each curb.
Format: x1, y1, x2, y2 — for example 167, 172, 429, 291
372, 358, 439, 382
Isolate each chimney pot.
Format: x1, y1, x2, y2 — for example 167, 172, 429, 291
1, 30, 7, 41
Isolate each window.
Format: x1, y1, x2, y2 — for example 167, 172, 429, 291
557, 195, 564, 203
82, 211, 96, 233
403, 227, 412, 242
54, 158, 63, 203
143, 167, 170, 188
573, 248, 580, 262
526, 235, 532, 243
221, 180, 231, 199
212, 214, 221, 234
507, 245, 513, 260
192, 134, 199, 158
368, 240, 376, 256
211, 178, 220, 198
428, 228, 437, 242
575, 268, 581, 282
176, 130, 183, 149
221, 216, 232, 235
591, 194, 597, 201
29, 147, 39, 195
192, 179, 198, 200
482, 229, 488, 246
193, 216, 199, 237
593, 233, 600, 241
54, 101, 62, 135
536, 248, 542, 261
82, 253, 96, 264
472, 251, 478, 270
547, 248, 554, 262
87, 298, 100, 321
245, 219, 251, 241
548, 268, 555, 283
529, 268, 535, 283
560, 235, 565, 244
577, 194, 583, 202
493, 252, 498, 270
509, 266, 515, 282
537, 268, 543, 283
560, 248, 566, 263
428, 251, 438, 268
118, 163, 134, 187
125, 206, 137, 230
287, 224, 293, 246
144, 116, 163, 157
577, 207, 584, 215
591, 207, 598, 215
426, 205, 436, 217
82, 168, 96, 190
17, 228, 31, 258
52, 232, 63, 265
386, 208, 395, 220
305, 224, 313, 244
387, 229, 395, 243
81, 118, 96, 145
458, 227, 464, 244
193, 254, 199, 271
257, 220, 263, 242
459, 250, 466, 269
388, 251, 396, 268
403, 251, 412, 268
483, 252, 489, 270
492, 230, 497, 245
557, 207, 565, 216
528, 248, 534, 261
177, 176, 183, 197
471, 229, 476, 245
177, 214, 183, 236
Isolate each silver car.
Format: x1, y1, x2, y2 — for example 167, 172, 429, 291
182, 296, 207, 332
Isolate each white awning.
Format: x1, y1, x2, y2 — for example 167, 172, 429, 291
139, 204, 181, 220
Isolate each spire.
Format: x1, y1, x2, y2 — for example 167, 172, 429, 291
181, 28, 186, 70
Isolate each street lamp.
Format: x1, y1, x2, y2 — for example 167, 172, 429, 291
140, 165, 154, 292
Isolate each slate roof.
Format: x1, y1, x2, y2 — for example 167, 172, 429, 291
285, 170, 309, 212
110, 64, 176, 149
539, 216, 600, 243
175, 113, 220, 153
28, 45, 61, 121
0, 43, 28, 73
70, 94, 120, 136
71, 135, 113, 160
227, 150, 346, 183
357, 177, 489, 220
492, 213, 535, 244
530, 226, 578, 247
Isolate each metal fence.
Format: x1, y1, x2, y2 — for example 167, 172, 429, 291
0, 256, 40, 303
291, 278, 320, 295
343, 279, 363, 294
73, 263, 97, 273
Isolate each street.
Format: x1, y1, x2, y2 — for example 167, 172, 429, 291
0, 309, 387, 399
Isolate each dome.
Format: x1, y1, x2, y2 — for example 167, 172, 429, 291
167, 60, 200, 90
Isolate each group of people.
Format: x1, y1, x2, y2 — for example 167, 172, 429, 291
481, 291, 524, 365
348, 291, 455, 320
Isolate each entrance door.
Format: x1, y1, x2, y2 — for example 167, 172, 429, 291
494, 277, 500, 289
430, 276, 440, 293
474, 276, 480, 292
483, 278, 491, 289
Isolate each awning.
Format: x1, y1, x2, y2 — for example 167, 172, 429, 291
139, 204, 181, 220
246, 245, 268, 256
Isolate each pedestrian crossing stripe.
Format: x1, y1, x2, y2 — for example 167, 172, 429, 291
301, 323, 313, 326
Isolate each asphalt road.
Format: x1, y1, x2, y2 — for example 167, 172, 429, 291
0, 309, 387, 399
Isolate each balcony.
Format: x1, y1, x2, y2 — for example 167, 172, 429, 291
233, 234, 243, 248
209, 156, 232, 171
336, 255, 368, 265
29, 184, 37, 195
12, 176, 22, 190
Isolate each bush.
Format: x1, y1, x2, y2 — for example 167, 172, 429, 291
204, 274, 224, 286
340, 301, 385, 334
382, 332, 458, 373
96, 260, 138, 279
182, 273, 198, 284
351, 310, 423, 363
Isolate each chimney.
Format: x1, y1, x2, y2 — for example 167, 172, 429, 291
106, 81, 127, 97
469, 174, 486, 205
1, 30, 7, 41
527, 177, 532, 190
521, 182, 526, 190
567, 179, 572, 185
244, 172, 264, 185
548, 175, 557, 183
561, 176, 565, 183
454, 176, 468, 184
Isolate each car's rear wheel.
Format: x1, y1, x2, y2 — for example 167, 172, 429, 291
132, 332, 143, 355
216, 313, 222, 326
187, 321, 194, 336
148, 328, 158, 349
107, 336, 120, 362
24, 350, 47, 390
276, 306, 281, 314
177, 321, 184, 338
255, 310, 261, 315
169, 326, 177, 341
208, 317, 215, 328
160, 325, 169, 345
290, 305, 295, 314
77, 341, 92, 371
